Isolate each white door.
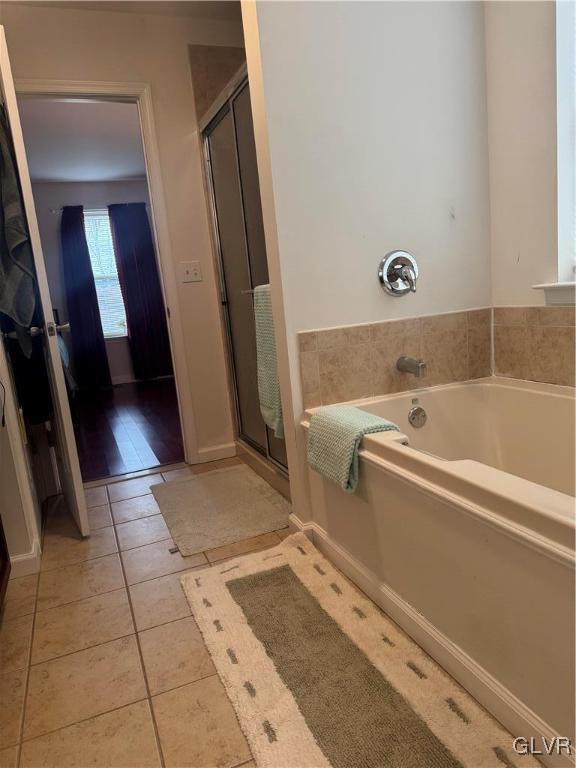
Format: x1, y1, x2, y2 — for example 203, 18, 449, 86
0, 27, 89, 536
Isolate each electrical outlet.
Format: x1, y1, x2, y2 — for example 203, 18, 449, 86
181, 260, 202, 283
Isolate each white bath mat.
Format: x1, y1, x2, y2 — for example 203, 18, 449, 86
152, 464, 290, 556
181, 533, 541, 768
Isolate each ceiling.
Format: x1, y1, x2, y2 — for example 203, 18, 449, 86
18, 97, 147, 183
6, 1, 242, 21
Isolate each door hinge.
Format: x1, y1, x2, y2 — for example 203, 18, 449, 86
166, 306, 171, 319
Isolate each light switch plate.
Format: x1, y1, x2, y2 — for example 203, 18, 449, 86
181, 260, 202, 283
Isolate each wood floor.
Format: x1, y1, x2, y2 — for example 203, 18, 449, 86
72, 378, 184, 482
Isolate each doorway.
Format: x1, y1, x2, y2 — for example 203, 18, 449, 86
17, 96, 185, 482
204, 79, 287, 472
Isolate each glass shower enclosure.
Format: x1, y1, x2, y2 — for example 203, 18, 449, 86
203, 79, 288, 471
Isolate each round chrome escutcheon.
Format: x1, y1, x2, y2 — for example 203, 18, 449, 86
408, 405, 427, 428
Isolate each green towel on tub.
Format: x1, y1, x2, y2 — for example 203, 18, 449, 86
254, 284, 284, 439
307, 405, 399, 493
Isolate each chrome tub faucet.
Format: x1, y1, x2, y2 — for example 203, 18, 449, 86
397, 356, 427, 378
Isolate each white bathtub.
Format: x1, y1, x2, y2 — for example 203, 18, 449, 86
300, 377, 575, 762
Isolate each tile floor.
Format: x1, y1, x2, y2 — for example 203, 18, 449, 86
0, 457, 288, 768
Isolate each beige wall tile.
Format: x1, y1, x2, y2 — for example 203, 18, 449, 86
0, 614, 33, 674
152, 676, 251, 768
494, 326, 528, 379
319, 344, 372, 404
205, 532, 280, 564
37, 554, 124, 612
121, 541, 207, 586
371, 319, 422, 395
20, 701, 161, 768
526, 306, 576, 327
298, 331, 317, 353
344, 325, 371, 345
422, 328, 468, 386
0, 668, 26, 749
1, 575, 37, 621
316, 327, 348, 350
130, 573, 191, 632
115, 515, 170, 552
300, 350, 320, 395
526, 326, 576, 387
467, 308, 491, 327
87, 504, 113, 531
371, 317, 421, 343
0, 746, 18, 768
41, 526, 117, 573
421, 312, 467, 335
139, 617, 214, 695
24, 636, 147, 739
107, 474, 164, 504
468, 325, 491, 379
32, 589, 134, 664
111, 495, 161, 525
303, 390, 321, 410
84, 486, 108, 508
493, 307, 527, 326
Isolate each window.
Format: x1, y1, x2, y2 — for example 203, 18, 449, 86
83, 210, 128, 338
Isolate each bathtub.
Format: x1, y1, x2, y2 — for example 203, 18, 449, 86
300, 377, 575, 763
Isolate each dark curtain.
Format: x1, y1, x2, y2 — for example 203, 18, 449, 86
108, 203, 172, 380
61, 206, 111, 390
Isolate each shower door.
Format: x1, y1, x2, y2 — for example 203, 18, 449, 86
204, 81, 287, 471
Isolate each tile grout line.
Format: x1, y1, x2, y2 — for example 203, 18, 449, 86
111, 522, 167, 768
15, 569, 41, 767
18, 697, 151, 747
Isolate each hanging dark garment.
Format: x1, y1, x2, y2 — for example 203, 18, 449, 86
0, 105, 36, 356
61, 206, 111, 390
108, 203, 172, 381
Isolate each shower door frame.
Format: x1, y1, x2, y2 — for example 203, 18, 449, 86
202, 76, 288, 476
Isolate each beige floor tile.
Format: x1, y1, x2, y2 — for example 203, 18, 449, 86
130, 572, 191, 631
191, 457, 242, 476
40, 526, 117, 572
32, 589, 134, 664
84, 486, 108, 508
37, 554, 125, 612
0, 746, 18, 768
121, 540, 207, 586
152, 676, 251, 768
1, 575, 38, 621
87, 504, 113, 530
0, 614, 33, 674
139, 617, 214, 695
20, 700, 161, 768
111, 494, 161, 525
0, 668, 26, 749
116, 514, 170, 552
162, 467, 194, 483
24, 635, 146, 739
107, 474, 164, 504
205, 531, 281, 564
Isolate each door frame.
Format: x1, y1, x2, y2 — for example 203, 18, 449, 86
15, 78, 196, 466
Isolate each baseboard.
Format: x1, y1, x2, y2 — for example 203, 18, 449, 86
10, 537, 41, 577
289, 516, 573, 768
196, 442, 237, 463
111, 375, 136, 386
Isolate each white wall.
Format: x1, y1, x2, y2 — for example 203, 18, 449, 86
32, 179, 150, 384
485, 1, 558, 306
244, 0, 492, 519
0, 2, 244, 461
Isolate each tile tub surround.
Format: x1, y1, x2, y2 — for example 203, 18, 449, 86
494, 306, 576, 387
298, 309, 492, 408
